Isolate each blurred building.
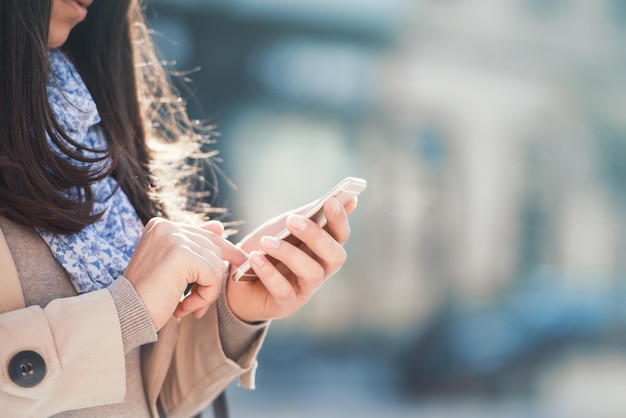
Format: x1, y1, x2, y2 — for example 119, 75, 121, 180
149, 1, 626, 417
149, 0, 626, 326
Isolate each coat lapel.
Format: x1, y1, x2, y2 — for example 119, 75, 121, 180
0, 227, 25, 314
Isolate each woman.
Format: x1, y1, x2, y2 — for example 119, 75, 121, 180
0, 0, 357, 416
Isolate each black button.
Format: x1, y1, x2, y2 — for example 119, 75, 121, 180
8, 350, 46, 388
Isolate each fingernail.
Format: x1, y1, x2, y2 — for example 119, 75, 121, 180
261, 236, 280, 250
329, 198, 341, 215
250, 252, 266, 267
288, 215, 307, 231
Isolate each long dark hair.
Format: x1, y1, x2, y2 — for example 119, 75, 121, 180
0, 0, 217, 234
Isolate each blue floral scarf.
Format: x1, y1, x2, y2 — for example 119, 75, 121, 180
38, 49, 144, 294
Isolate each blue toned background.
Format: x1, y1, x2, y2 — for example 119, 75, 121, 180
149, 1, 626, 417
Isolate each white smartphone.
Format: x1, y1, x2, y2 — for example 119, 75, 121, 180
231, 177, 367, 282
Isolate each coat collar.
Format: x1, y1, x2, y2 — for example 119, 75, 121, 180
0, 228, 24, 314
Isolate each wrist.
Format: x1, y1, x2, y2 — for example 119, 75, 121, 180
223, 274, 264, 324
108, 276, 158, 353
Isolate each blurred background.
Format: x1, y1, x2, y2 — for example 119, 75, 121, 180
148, 0, 626, 417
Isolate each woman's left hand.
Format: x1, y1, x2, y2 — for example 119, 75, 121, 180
227, 197, 358, 323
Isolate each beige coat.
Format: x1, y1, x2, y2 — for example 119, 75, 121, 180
0, 218, 267, 418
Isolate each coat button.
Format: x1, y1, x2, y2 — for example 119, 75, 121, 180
8, 350, 46, 387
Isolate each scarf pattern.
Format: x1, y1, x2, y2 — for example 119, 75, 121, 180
38, 49, 144, 294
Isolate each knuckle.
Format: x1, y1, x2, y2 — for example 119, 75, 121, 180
308, 223, 324, 240
336, 246, 348, 265
151, 218, 176, 236
311, 263, 325, 280
147, 216, 166, 229
199, 285, 219, 303
343, 224, 352, 241
273, 287, 294, 305
167, 243, 190, 265
323, 246, 347, 274
163, 231, 184, 249
146, 216, 162, 226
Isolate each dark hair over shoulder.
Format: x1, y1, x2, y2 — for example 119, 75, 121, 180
0, 0, 104, 233
0, 0, 219, 234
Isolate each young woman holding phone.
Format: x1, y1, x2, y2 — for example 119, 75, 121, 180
0, 1, 358, 416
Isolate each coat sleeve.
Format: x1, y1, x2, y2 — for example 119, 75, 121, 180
149, 280, 270, 418
0, 289, 127, 417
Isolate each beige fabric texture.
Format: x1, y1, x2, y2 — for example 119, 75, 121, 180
0, 216, 268, 417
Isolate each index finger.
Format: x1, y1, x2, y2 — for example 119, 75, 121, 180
180, 224, 248, 266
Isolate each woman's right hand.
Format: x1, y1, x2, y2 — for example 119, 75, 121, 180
123, 217, 248, 330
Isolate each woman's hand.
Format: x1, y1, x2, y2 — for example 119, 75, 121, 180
124, 218, 248, 330
227, 197, 358, 323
